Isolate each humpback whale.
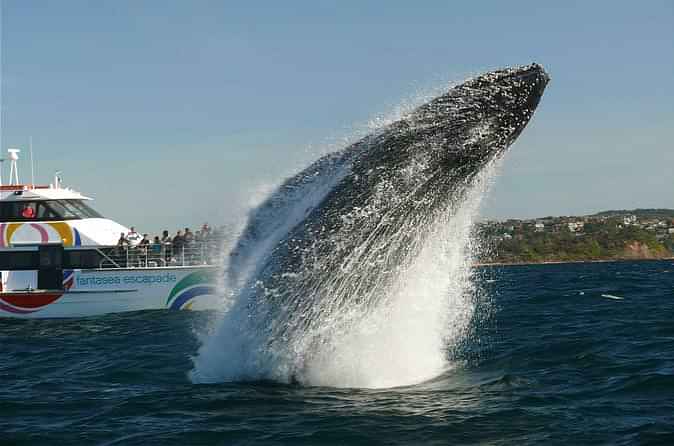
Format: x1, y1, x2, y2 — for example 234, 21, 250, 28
195, 63, 549, 382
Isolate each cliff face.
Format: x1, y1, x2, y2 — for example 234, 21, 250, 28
622, 241, 670, 259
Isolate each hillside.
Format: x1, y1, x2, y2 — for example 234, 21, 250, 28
590, 209, 674, 220
477, 209, 674, 264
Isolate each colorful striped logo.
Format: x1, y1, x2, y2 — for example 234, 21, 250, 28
0, 222, 81, 247
0, 270, 74, 314
166, 270, 218, 310
0, 291, 63, 314
0, 292, 64, 314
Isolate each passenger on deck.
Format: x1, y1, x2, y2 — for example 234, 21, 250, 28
139, 234, 150, 246
117, 232, 129, 247
184, 228, 197, 263
151, 236, 162, 257
21, 204, 35, 219
126, 227, 142, 246
172, 230, 185, 262
137, 234, 150, 266
115, 233, 129, 265
184, 228, 194, 246
161, 230, 173, 263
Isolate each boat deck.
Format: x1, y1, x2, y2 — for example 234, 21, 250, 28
96, 242, 221, 269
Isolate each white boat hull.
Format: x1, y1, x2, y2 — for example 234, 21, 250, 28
0, 266, 221, 318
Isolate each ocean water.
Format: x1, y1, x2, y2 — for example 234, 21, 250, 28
1, 260, 673, 445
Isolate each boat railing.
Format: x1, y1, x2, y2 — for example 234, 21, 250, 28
96, 241, 220, 269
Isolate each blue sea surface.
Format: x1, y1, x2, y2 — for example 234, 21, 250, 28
1, 260, 673, 445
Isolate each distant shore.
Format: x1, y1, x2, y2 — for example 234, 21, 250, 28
475, 257, 674, 267
476, 208, 674, 266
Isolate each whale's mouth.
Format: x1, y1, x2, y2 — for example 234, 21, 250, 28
503, 63, 550, 85
477, 63, 549, 105
509, 63, 550, 99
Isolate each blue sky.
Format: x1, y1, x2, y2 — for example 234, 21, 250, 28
1, 1, 672, 231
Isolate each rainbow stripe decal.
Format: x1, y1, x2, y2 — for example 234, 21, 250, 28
166, 270, 217, 310
0, 292, 64, 314
0, 222, 82, 247
0, 271, 75, 314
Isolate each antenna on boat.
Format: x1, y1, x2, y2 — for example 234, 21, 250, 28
29, 136, 35, 186
0, 158, 5, 187
54, 170, 62, 189
8, 148, 20, 185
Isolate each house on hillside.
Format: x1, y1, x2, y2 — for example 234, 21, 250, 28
623, 215, 637, 226
568, 221, 585, 232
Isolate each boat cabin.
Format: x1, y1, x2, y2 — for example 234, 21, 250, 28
1, 187, 103, 222
0, 185, 128, 248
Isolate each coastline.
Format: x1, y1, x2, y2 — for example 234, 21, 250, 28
475, 257, 674, 267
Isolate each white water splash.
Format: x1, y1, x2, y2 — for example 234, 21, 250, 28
191, 156, 500, 389
299, 164, 498, 388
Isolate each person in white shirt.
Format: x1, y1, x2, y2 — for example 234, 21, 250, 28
126, 227, 142, 247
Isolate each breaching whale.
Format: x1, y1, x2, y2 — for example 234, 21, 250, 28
198, 63, 549, 381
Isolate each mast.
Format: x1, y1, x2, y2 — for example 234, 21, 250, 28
0, 3, 3, 188
8, 148, 20, 185
29, 136, 35, 185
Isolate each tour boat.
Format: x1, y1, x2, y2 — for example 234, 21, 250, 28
0, 149, 221, 318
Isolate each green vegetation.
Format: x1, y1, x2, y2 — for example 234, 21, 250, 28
477, 209, 674, 264
591, 208, 674, 220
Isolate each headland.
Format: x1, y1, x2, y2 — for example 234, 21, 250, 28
477, 209, 674, 265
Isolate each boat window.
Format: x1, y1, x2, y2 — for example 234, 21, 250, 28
66, 200, 103, 218
45, 200, 80, 219
0, 202, 36, 220
0, 200, 104, 221
36, 202, 60, 219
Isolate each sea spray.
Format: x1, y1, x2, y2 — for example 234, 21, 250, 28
298, 163, 499, 388
191, 160, 500, 389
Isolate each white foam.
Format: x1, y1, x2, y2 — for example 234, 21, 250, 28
601, 294, 624, 300
191, 158, 500, 388
299, 166, 497, 388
